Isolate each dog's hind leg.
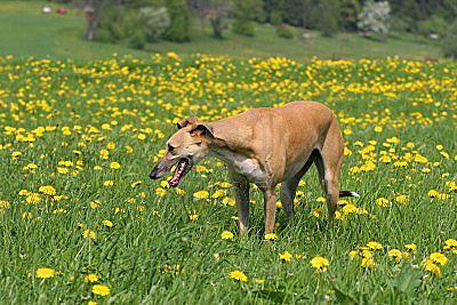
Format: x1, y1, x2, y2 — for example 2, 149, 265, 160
280, 156, 314, 218
315, 120, 344, 218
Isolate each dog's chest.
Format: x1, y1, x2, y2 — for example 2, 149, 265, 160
214, 149, 266, 182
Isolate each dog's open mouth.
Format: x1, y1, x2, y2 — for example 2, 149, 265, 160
168, 158, 192, 187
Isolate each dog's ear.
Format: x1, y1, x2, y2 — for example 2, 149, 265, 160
190, 123, 214, 139
177, 118, 198, 129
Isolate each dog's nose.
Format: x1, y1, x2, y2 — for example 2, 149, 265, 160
149, 171, 157, 180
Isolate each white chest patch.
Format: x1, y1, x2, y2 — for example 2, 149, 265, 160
212, 149, 266, 182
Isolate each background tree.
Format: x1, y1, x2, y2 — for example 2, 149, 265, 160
84, 0, 104, 41
163, 0, 191, 42
357, 0, 391, 39
441, 20, 457, 59
141, 6, 171, 42
340, 0, 362, 31
317, 0, 341, 37
188, 0, 231, 39
231, 0, 264, 37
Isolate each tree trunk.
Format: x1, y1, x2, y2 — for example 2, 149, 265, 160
84, 0, 104, 41
210, 17, 223, 39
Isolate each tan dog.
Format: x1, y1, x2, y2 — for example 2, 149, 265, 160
149, 101, 359, 235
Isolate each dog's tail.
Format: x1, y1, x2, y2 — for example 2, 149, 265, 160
339, 191, 360, 198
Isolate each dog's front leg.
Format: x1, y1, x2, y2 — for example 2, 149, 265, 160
263, 186, 277, 234
229, 170, 250, 236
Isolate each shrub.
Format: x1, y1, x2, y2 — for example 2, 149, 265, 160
98, 5, 124, 42
122, 9, 144, 38
270, 11, 282, 26
95, 29, 113, 43
442, 21, 457, 59
276, 24, 293, 39
418, 15, 448, 38
317, 0, 341, 37
128, 29, 147, 50
231, 0, 263, 37
232, 19, 255, 37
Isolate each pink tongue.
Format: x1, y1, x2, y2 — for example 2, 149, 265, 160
169, 160, 187, 186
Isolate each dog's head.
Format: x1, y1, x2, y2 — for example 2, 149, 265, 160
149, 118, 214, 187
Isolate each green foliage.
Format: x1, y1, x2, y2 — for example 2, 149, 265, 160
0, 1, 444, 60
232, 19, 255, 37
163, 0, 191, 42
97, 5, 146, 49
269, 11, 283, 26
231, 0, 264, 37
95, 28, 113, 43
442, 21, 457, 59
98, 5, 125, 42
339, 0, 362, 31
123, 0, 164, 9
128, 29, 147, 49
276, 24, 293, 39
418, 15, 449, 38
317, 0, 341, 37
140, 6, 170, 42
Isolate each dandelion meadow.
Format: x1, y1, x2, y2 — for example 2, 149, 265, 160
0, 53, 457, 304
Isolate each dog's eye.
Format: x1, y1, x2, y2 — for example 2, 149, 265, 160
168, 144, 175, 152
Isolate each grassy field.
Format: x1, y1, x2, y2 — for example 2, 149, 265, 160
0, 1, 442, 59
0, 53, 457, 304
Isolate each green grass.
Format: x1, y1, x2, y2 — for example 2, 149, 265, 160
0, 54, 456, 304
0, 1, 442, 59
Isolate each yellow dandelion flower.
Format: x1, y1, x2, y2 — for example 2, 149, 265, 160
423, 259, 441, 277
36, 267, 55, 279
19, 189, 30, 196
100, 149, 109, 159
103, 180, 114, 186
131, 180, 142, 188
57, 167, 69, 174
229, 270, 247, 282
39, 185, 56, 196
429, 252, 447, 266
310, 256, 329, 273
376, 197, 390, 207
11, 151, 22, 159
155, 187, 166, 196
102, 220, 113, 227
361, 257, 375, 268
92, 284, 110, 296
388, 249, 402, 262
444, 239, 457, 251
82, 230, 96, 239
109, 162, 121, 169
84, 274, 99, 283
279, 251, 292, 262
395, 195, 408, 204
193, 191, 209, 200
26, 193, 41, 204
313, 208, 323, 218
264, 233, 278, 241
221, 230, 234, 240
367, 241, 383, 250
